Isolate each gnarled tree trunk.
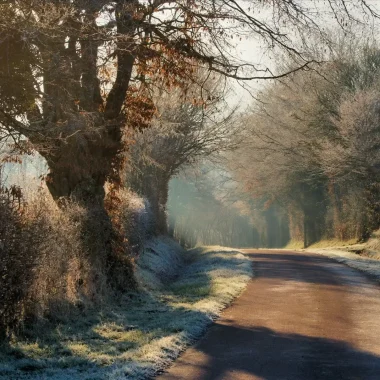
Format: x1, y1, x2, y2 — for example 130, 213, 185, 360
31, 1, 138, 290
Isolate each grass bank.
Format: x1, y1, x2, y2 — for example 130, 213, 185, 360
288, 230, 380, 281
285, 238, 358, 250
0, 240, 252, 379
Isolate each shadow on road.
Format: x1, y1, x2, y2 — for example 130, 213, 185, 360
170, 324, 380, 380
160, 250, 380, 380
247, 251, 373, 289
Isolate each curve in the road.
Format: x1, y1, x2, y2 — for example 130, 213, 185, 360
158, 250, 380, 380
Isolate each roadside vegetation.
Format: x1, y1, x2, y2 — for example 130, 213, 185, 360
0, 242, 252, 380
285, 239, 359, 250
309, 245, 380, 284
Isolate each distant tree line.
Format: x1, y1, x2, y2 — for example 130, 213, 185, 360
230, 39, 380, 247
167, 176, 261, 248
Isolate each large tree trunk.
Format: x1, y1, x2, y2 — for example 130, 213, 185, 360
42, 117, 136, 291
141, 173, 170, 235
1, 1, 139, 292
39, 0, 135, 199
41, 1, 136, 291
44, 121, 120, 202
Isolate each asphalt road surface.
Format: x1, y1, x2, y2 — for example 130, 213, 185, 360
158, 250, 380, 380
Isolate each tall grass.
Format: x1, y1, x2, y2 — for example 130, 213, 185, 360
0, 187, 109, 335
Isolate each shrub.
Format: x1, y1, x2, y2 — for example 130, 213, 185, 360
0, 194, 40, 337
26, 193, 104, 320
0, 182, 158, 337
0, 187, 109, 336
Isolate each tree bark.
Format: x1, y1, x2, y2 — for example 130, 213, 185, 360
127, 165, 170, 236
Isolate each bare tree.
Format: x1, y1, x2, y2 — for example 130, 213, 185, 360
0, 1, 377, 201
230, 38, 380, 246
126, 78, 238, 234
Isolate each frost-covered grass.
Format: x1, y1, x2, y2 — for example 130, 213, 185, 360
308, 248, 380, 282
0, 241, 252, 380
303, 232, 380, 281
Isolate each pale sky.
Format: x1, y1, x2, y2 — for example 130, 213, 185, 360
228, 0, 380, 110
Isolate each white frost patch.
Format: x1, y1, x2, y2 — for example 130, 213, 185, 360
135, 237, 185, 289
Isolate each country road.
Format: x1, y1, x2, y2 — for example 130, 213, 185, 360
158, 250, 380, 380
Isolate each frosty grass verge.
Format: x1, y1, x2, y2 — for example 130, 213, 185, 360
309, 248, 380, 282
0, 238, 253, 380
